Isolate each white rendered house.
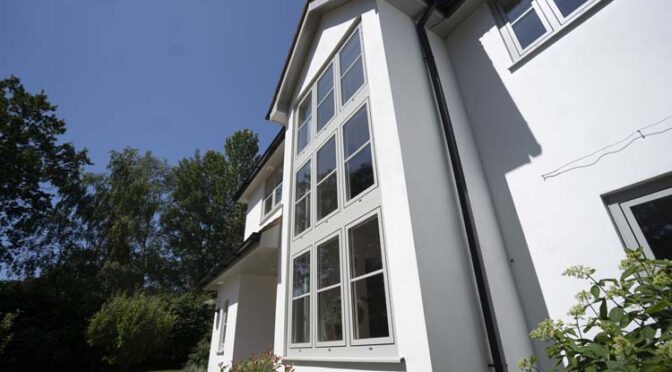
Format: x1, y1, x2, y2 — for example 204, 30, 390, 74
202, 0, 672, 371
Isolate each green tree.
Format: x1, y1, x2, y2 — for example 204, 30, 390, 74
0, 311, 17, 355
87, 292, 177, 370
520, 248, 672, 372
0, 76, 90, 277
162, 130, 258, 287
85, 149, 175, 292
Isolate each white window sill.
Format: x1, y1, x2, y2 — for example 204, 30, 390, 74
282, 355, 404, 364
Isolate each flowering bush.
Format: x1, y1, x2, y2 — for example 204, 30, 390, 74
519, 248, 672, 372
219, 351, 294, 372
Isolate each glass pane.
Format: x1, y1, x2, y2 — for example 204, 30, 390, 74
351, 274, 389, 339
295, 161, 311, 199
343, 106, 370, 158
631, 194, 672, 260
317, 65, 334, 101
318, 236, 340, 288
341, 59, 364, 104
293, 252, 311, 297
299, 97, 312, 123
503, 0, 533, 21
511, 9, 546, 49
274, 183, 282, 206
264, 194, 273, 215
317, 91, 334, 132
349, 215, 383, 278
294, 196, 310, 235
340, 30, 361, 74
345, 145, 374, 200
553, 0, 589, 17
317, 173, 338, 220
318, 287, 343, 342
297, 122, 309, 154
317, 137, 336, 182
292, 297, 310, 343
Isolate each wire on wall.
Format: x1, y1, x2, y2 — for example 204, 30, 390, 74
541, 114, 672, 180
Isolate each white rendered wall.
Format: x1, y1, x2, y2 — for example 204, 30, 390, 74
208, 277, 241, 372
233, 274, 277, 361
244, 180, 283, 240
442, 0, 672, 354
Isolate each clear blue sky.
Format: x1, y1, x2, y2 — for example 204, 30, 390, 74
0, 0, 303, 172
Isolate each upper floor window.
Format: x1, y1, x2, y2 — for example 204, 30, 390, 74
495, 0, 599, 61
263, 174, 283, 218
216, 299, 229, 354
339, 29, 364, 105
606, 175, 672, 260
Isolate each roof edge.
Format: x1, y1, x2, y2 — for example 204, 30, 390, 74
233, 128, 286, 203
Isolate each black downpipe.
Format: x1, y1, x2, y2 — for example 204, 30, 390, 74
416, 2, 507, 371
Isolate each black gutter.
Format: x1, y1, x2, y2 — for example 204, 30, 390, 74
416, 2, 506, 371
233, 128, 286, 202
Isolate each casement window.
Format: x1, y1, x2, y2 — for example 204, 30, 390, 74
494, 0, 600, 61
606, 176, 672, 260
217, 300, 229, 353
263, 175, 283, 218
288, 25, 395, 359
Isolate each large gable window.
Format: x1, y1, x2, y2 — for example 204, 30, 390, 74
287, 25, 395, 360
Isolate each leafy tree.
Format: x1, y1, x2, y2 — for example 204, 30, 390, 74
162, 130, 258, 287
519, 248, 672, 372
85, 149, 175, 292
0, 76, 90, 277
87, 292, 177, 370
0, 311, 17, 355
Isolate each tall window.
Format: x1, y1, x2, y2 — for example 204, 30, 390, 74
297, 97, 311, 155
295, 161, 311, 235
217, 300, 229, 353
495, 0, 598, 60
606, 176, 672, 260
288, 26, 393, 358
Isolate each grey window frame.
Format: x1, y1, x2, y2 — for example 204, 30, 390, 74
289, 248, 313, 349
217, 299, 229, 354
338, 28, 366, 108
315, 134, 341, 224
606, 175, 672, 259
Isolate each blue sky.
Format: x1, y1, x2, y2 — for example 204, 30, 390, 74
0, 0, 303, 172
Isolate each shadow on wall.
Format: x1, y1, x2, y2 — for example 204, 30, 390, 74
443, 4, 551, 369
290, 360, 407, 371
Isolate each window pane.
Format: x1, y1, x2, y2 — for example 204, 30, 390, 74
299, 97, 312, 123
264, 194, 273, 215
341, 59, 364, 104
318, 287, 343, 342
503, 0, 532, 21
631, 194, 672, 260
318, 236, 340, 288
317, 91, 334, 132
352, 274, 389, 339
553, 0, 588, 17
317, 173, 338, 219
295, 197, 310, 235
297, 123, 309, 154
295, 161, 311, 199
511, 9, 546, 49
345, 145, 374, 200
317, 65, 333, 101
274, 183, 282, 205
349, 215, 383, 278
317, 137, 336, 182
293, 252, 311, 297
340, 30, 361, 74
343, 106, 370, 158
292, 297, 310, 343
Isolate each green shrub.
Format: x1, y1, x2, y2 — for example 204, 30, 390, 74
220, 351, 294, 372
183, 334, 212, 372
0, 311, 17, 355
86, 292, 177, 369
519, 248, 672, 372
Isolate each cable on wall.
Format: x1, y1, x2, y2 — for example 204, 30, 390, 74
541, 114, 672, 180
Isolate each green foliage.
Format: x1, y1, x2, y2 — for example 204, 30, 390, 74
0, 311, 17, 355
220, 351, 294, 372
0, 76, 90, 276
86, 293, 177, 369
183, 334, 212, 372
521, 248, 672, 372
162, 131, 258, 287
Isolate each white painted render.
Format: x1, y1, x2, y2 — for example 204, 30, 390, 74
208, 276, 241, 372
244, 182, 283, 240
